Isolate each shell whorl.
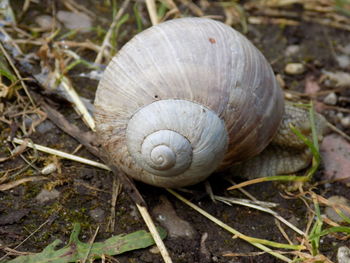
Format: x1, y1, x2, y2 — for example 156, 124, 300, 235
126, 99, 228, 182
94, 17, 284, 188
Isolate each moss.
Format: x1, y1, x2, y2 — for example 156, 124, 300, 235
23, 181, 43, 200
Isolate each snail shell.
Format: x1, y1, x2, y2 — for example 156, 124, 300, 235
94, 17, 284, 188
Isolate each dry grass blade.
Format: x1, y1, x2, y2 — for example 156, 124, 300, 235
136, 204, 173, 263
214, 195, 305, 236
146, 0, 159, 25
54, 72, 96, 131
81, 226, 100, 263
0, 176, 48, 191
11, 137, 110, 171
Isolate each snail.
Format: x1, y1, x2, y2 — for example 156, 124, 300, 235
94, 17, 326, 188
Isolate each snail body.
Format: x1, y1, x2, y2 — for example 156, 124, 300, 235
94, 17, 285, 188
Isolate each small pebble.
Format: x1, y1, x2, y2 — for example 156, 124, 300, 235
337, 246, 350, 263
323, 92, 337, 105
341, 43, 350, 55
41, 163, 57, 175
149, 246, 160, 254
35, 15, 55, 30
324, 196, 350, 223
284, 45, 300, 57
340, 116, 350, 128
57, 11, 92, 32
284, 63, 305, 75
35, 189, 60, 203
336, 54, 350, 69
37, 120, 55, 134
152, 196, 196, 239
337, 112, 344, 119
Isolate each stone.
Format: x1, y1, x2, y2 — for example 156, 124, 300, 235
35, 189, 60, 203
57, 11, 92, 33
337, 246, 350, 263
284, 63, 305, 75
152, 196, 196, 239
323, 92, 337, 105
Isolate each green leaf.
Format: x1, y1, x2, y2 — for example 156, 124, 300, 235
4, 223, 166, 263
0, 53, 16, 82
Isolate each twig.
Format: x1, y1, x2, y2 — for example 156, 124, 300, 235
146, 0, 158, 25
95, 0, 131, 64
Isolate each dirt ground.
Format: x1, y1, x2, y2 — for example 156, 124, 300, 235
0, 1, 350, 263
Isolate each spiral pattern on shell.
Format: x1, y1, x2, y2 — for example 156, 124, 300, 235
126, 99, 228, 181
94, 17, 284, 188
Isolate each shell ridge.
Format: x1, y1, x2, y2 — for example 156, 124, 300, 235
156, 24, 194, 100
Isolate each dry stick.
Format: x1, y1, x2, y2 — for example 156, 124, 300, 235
40, 101, 172, 262
94, 0, 131, 64
0, 42, 35, 106
146, 0, 158, 25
